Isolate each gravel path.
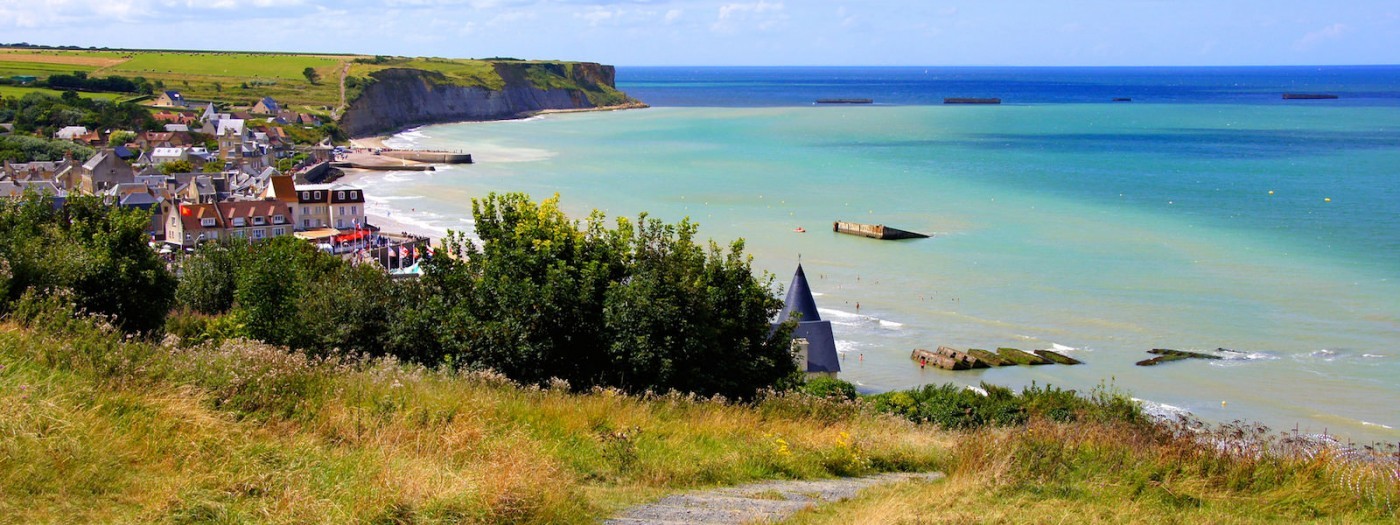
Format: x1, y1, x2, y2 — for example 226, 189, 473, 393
604, 471, 945, 525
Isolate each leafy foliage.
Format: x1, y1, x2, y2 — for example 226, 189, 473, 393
0, 191, 174, 333
0, 134, 93, 163
418, 193, 793, 398
1, 91, 158, 137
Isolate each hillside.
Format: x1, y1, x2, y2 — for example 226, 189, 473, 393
0, 47, 638, 136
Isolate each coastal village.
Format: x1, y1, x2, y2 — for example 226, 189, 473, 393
0, 89, 432, 273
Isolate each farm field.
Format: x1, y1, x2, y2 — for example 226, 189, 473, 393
0, 85, 128, 102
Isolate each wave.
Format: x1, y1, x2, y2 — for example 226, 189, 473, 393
1215, 349, 1280, 361
817, 307, 904, 331
1361, 421, 1395, 430
1132, 397, 1192, 421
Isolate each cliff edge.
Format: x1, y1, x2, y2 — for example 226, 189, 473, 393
339, 61, 639, 138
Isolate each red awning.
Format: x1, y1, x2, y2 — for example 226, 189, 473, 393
333, 230, 369, 243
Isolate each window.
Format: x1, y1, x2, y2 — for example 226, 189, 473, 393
337, 191, 345, 200
200, 217, 215, 227
301, 192, 309, 201
303, 219, 310, 228
302, 206, 309, 215
253, 229, 265, 239
231, 217, 246, 227
207, 231, 218, 239
273, 214, 285, 224
336, 218, 344, 228
184, 233, 192, 241
350, 191, 358, 200
314, 191, 322, 200
351, 206, 357, 216
272, 227, 285, 236
252, 216, 266, 225
338, 206, 345, 216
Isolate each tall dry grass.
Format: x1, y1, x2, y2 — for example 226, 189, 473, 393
789, 416, 1398, 524
0, 299, 945, 523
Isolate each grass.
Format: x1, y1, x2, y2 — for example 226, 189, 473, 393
0, 302, 944, 523
1, 296, 1394, 523
787, 418, 1399, 524
0, 85, 127, 101
0, 47, 631, 115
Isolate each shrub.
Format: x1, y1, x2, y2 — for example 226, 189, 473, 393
801, 377, 858, 401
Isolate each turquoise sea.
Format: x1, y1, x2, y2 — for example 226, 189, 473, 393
347, 67, 1400, 443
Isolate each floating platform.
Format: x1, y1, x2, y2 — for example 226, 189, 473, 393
1135, 348, 1223, 367
944, 98, 1001, 104
967, 348, 1012, 366
816, 98, 873, 104
1034, 349, 1082, 365
912, 347, 990, 370
912, 348, 967, 371
1282, 93, 1339, 100
833, 221, 929, 240
996, 347, 1051, 366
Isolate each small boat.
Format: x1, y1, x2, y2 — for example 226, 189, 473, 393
816, 98, 873, 104
794, 227, 806, 233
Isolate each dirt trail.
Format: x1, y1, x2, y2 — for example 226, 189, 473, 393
605, 471, 944, 524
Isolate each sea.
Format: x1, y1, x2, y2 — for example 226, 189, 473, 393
344, 66, 1400, 443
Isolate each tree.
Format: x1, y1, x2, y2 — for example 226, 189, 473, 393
417, 193, 794, 398
159, 159, 194, 175
107, 130, 137, 146
175, 240, 243, 314
0, 191, 175, 333
302, 67, 321, 85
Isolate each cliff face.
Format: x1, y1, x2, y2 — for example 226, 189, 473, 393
340, 62, 626, 138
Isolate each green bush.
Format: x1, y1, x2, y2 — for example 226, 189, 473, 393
0, 192, 174, 333
801, 377, 858, 401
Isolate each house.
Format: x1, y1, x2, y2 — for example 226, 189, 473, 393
298, 114, 322, 127
153, 90, 187, 108
78, 149, 135, 193
165, 200, 295, 248
166, 203, 223, 248
295, 183, 366, 230
153, 111, 198, 125
200, 102, 219, 123
164, 124, 190, 133
775, 264, 841, 379
108, 183, 166, 239
54, 126, 89, 141
251, 97, 280, 115
151, 147, 188, 165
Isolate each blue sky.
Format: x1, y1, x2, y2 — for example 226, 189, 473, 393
2, 0, 1397, 66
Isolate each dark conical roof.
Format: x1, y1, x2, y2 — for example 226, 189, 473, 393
779, 264, 821, 323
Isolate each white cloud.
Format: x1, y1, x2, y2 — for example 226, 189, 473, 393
1294, 23, 1349, 50
664, 8, 682, 24
712, 1, 785, 33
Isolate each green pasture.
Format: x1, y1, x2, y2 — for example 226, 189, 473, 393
109, 52, 343, 80
0, 85, 126, 102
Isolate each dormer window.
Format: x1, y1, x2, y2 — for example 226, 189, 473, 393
200, 217, 216, 227
337, 191, 345, 200
273, 214, 285, 224
301, 191, 310, 200
232, 217, 246, 227
252, 216, 266, 225
314, 191, 322, 200
350, 191, 358, 200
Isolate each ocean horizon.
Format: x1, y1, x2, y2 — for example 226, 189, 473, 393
345, 65, 1400, 443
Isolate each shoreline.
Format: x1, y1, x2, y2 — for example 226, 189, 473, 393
345, 101, 649, 144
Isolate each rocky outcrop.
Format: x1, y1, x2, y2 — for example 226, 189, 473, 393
339, 62, 631, 138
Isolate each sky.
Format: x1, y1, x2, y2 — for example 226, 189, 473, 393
2, 0, 1398, 66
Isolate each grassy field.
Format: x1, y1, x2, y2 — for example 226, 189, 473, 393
2, 300, 1394, 523
0, 85, 127, 101
0, 309, 943, 523
0, 47, 630, 114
